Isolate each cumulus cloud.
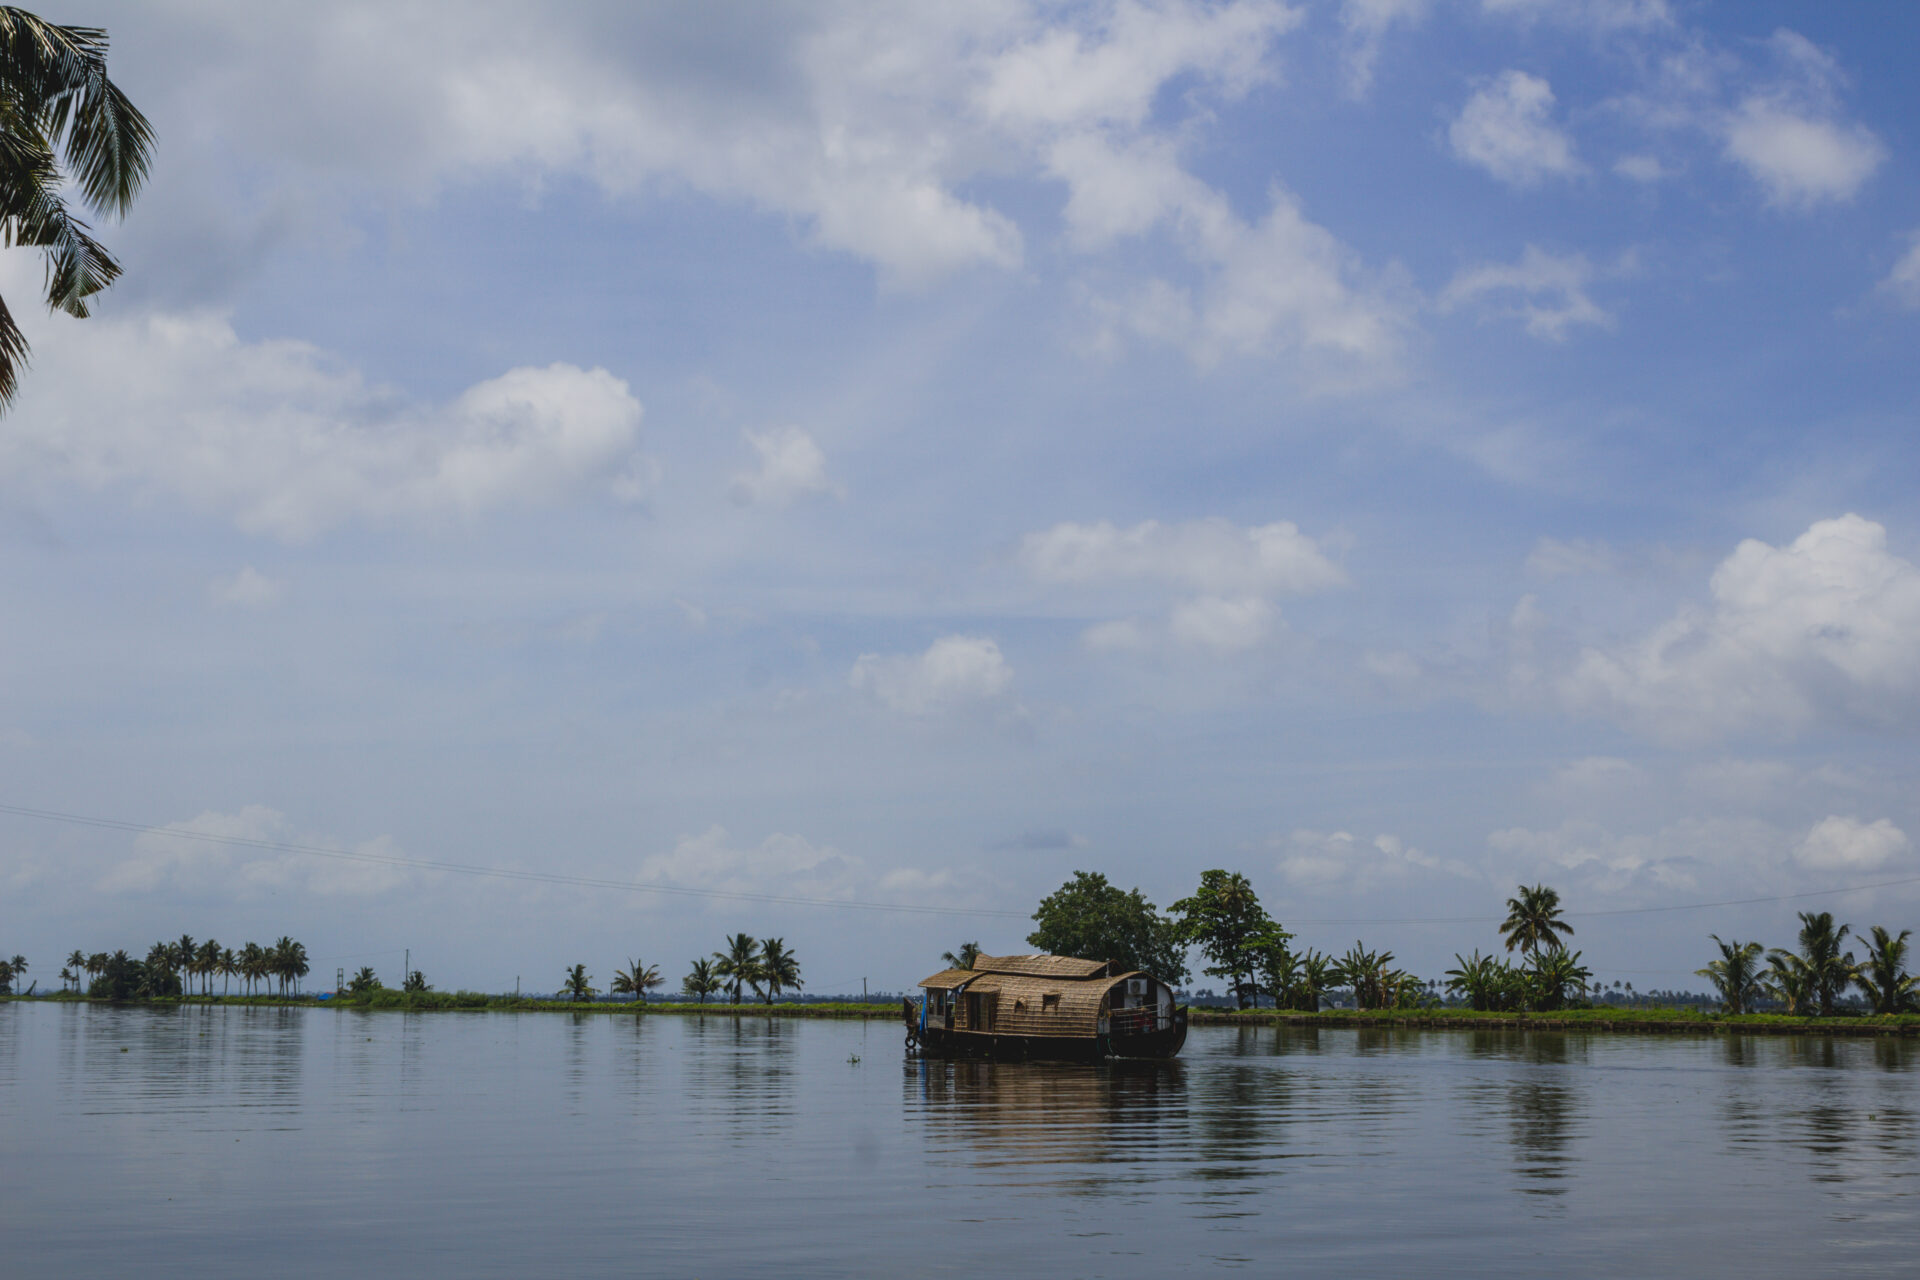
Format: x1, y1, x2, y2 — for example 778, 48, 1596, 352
849, 635, 1014, 714
0, 304, 651, 540
1448, 71, 1582, 186
1560, 515, 1920, 740
1794, 816, 1909, 873
1273, 829, 1474, 891
1442, 245, 1612, 340
1023, 517, 1343, 654
728, 426, 841, 507
100, 806, 413, 897
1719, 30, 1883, 209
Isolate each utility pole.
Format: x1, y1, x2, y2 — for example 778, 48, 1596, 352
862, 977, 867, 1003
404, 949, 410, 988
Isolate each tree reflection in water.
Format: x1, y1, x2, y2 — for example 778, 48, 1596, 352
681, 1014, 797, 1143
1460, 1030, 1587, 1200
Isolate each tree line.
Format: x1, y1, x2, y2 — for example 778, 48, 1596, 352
944, 869, 1920, 1018
1, 936, 316, 1000
556, 935, 803, 1004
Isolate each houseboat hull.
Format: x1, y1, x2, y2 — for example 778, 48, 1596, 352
909, 1007, 1188, 1063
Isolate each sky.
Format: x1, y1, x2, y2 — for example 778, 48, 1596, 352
4, 0, 1920, 997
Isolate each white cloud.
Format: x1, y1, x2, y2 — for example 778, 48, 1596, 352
1448, 71, 1582, 187
1025, 517, 1341, 655
1794, 816, 1909, 873
1021, 517, 1344, 594
1723, 98, 1883, 208
1, 304, 650, 540
728, 426, 841, 507
1880, 232, 1920, 309
849, 635, 1014, 714
1338, 0, 1427, 99
100, 806, 413, 898
1442, 245, 1612, 340
1274, 828, 1473, 891
1561, 514, 1920, 740
632, 824, 973, 912
209, 566, 285, 609
1168, 595, 1275, 653
1486, 816, 1781, 900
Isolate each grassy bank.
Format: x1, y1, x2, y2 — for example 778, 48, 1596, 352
1188, 1006, 1920, 1036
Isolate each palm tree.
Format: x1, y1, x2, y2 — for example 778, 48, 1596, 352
1500, 884, 1572, 959
562, 964, 596, 1002
1334, 941, 1399, 1010
610, 958, 662, 1004
174, 934, 195, 994
348, 966, 381, 994
218, 947, 237, 997
1293, 949, 1336, 1012
941, 941, 982, 970
714, 932, 762, 1005
240, 942, 266, 996
1856, 926, 1919, 1016
758, 938, 802, 1004
1763, 951, 1812, 1016
1775, 912, 1855, 1018
195, 939, 220, 996
1528, 947, 1591, 1012
683, 958, 721, 1004
1696, 935, 1766, 1015
287, 940, 309, 996
85, 951, 106, 992
0, 10, 155, 409
66, 949, 84, 992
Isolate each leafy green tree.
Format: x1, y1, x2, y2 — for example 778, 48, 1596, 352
1763, 950, 1812, 1015
1028, 871, 1188, 983
1291, 949, 1336, 1012
941, 941, 982, 970
1170, 870, 1269, 1007
85, 951, 107, 990
0, 9, 155, 408
714, 932, 763, 1005
1856, 926, 1918, 1016
0, 957, 13, 995
610, 958, 663, 1003
1773, 912, 1855, 1018
347, 966, 383, 995
404, 970, 430, 993
758, 938, 802, 1004
562, 963, 596, 1002
1527, 946, 1591, 1012
90, 950, 144, 1000
1500, 885, 1572, 960
682, 958, 721, 1004
1696, 936, 1766, 1015
1248, 926, 1297, 1009
1445, 951, 1527, 1012
1333, 941, 1420, 1010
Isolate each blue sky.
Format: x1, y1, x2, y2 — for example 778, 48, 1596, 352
5, 0, 1920, 995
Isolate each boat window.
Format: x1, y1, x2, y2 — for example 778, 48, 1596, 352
1041, 993, 1060, 1011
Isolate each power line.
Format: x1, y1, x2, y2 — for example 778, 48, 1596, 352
0, 801, 1028, 921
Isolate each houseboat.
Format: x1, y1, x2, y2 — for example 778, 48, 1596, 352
904, 953, 1188, 1062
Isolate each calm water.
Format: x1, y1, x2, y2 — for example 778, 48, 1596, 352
2, 1003, 1916, 1277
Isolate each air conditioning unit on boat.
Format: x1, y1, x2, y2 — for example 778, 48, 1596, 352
1128, 978, 1147, 997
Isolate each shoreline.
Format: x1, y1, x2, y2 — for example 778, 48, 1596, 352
9, 993, 1920, 1035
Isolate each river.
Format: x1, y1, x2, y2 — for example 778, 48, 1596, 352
2, 1002, 1915, 1276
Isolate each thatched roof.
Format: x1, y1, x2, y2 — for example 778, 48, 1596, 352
971, 953, 1111, 978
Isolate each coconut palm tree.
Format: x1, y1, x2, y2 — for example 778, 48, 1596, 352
562, 964, 596, 1002
218, 947, 237, 997
0, 10, 155, 409
941, 941, 982, 970
66, 949, 84, 991
714, 932, 763, 1005
683, 957, 721, 1004
1763, 950, 1812, 1015
195, 939, 220, 996
1774, 912, 1855, 1018
348, 966, 381, 994
1696, 935, 1766, 1015
85, 951, 106, 992
1856, 926, 1919, 1016
240, 942, 266, 996
610, 958, 662, 1004
758, 938, 802, 1004
1500, 884, 1573, 959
